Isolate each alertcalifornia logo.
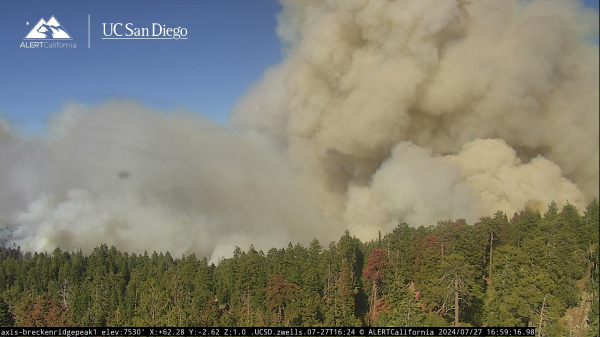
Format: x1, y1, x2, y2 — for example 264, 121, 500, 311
18, 15, 189, 50
20, 15, 77, 49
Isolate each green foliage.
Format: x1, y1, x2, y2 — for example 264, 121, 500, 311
0, 201, 596, 331
376, 270, 425, 327
265, 275, 299, 324
0, 298, 13, 327
322, 259, 357, 327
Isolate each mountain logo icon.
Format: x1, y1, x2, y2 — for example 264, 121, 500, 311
24, 16, 72, 40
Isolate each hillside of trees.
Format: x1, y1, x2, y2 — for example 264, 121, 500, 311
0, 201, 598, 336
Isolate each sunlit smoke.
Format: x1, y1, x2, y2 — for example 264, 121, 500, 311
231, 0, 598, 239
1, 0, 598, 258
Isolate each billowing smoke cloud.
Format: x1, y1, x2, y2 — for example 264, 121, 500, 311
231, 0, 598, 238
1, 0, 598, 257
0, 101, 327, 261
344, 139, 585, 238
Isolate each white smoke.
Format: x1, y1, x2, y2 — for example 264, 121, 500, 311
0, 101, 327, 261
344, 139, 585, 239
1, 0, 598, 257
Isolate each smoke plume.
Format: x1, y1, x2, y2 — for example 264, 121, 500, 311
0, 101, 326, 261
231, 0, 598, 237
1, 0, 598, 258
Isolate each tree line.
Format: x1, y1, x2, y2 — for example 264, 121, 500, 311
0, 200, 597, 337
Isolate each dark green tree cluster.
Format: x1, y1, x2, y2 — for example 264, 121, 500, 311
0, 200, 597, 336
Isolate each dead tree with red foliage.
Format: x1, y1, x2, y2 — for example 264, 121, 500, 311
265, 274, 300, 325
363, 248, 392, 325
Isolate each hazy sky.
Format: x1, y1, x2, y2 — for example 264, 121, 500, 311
0, 0, 597, 258
0, 0, 597, 135
0, 0, 283, 134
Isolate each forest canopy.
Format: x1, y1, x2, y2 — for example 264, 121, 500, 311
0, 200, 598, 337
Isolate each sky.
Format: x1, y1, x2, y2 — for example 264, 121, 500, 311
0, 0, 598, 136
0, 0, 597, 259
0, 0, 283, 135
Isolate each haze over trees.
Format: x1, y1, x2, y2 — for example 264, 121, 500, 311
0, 200, 598, 337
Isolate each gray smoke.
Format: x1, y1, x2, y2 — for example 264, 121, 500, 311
1, 0, 598, 257
0, 101, 326, 261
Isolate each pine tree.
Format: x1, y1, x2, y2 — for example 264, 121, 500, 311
265, 275, 299, 326
363, 248, 391, 325
0, 298, 13, 327
323, 259, 358, 326
438, 254, 479, 327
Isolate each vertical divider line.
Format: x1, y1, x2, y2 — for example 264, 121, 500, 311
88, 15, 90, 48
